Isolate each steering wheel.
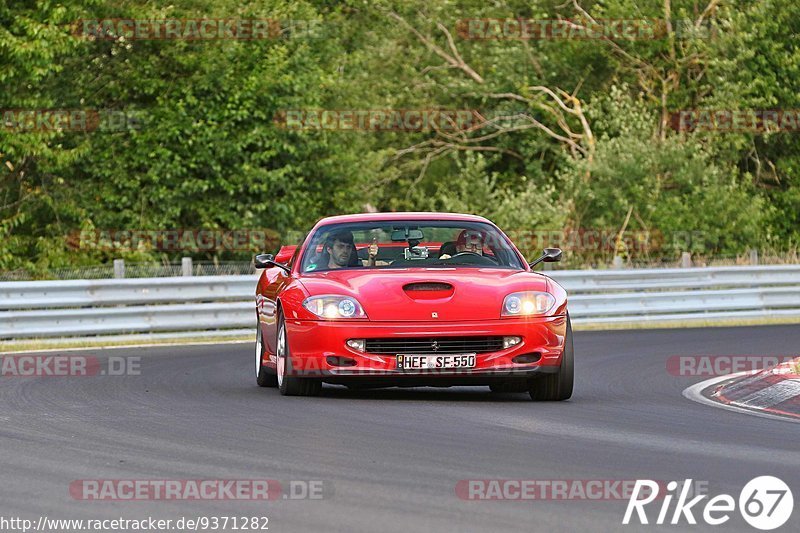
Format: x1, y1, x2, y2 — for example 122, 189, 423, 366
448, 251, 498, 265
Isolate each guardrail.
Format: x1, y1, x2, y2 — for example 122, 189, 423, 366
550, 265, 800, 324
1, 265, 799, 339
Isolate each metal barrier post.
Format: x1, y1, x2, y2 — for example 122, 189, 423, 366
113, 259, 125, 279
182, 257, 193, 277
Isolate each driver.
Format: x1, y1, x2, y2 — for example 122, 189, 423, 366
323, 230, 357, 269
322, 230, 379, 269
440, 229, 484, 259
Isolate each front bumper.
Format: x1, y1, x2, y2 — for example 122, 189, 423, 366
283, 315, 568, 382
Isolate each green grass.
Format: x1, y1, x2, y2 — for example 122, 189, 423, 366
0, 335, 252, 353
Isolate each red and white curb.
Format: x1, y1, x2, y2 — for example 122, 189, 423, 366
683, 358, 800, 422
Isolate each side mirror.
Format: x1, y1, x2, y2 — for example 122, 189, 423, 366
255, 253, 290, 273
529, 247, 562, 269
254, 253, 273, 268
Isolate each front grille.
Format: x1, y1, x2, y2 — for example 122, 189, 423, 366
365, 336, 505, 355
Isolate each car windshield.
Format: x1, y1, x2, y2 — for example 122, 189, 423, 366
299, 221, 525, 272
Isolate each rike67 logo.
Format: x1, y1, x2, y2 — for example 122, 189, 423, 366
624, 477, 793, 530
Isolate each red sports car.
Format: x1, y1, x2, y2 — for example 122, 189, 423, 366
254, 212, 572, 400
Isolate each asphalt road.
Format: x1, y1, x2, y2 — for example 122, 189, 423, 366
2, 325, 799, 532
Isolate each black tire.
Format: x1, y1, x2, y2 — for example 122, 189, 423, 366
276, 313, 322, 397
255, 325, 278, 387
529, 314, 574, 401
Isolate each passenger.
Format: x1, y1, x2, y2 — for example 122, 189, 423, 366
455, 229, 485, 255
440, 229, 484, 259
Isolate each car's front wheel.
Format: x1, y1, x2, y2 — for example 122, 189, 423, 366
255, 324, 278, 387
529, 314, 574, 401
276, 314, 322, 397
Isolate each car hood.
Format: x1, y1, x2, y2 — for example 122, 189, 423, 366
297, 268, 549, 321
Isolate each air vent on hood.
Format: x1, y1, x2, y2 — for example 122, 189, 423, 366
403, 282, 453, 292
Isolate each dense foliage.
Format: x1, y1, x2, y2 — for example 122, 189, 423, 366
1, 0, 798, 271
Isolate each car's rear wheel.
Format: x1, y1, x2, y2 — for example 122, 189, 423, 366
277, 313, 322, 397
529, 314, 574, 401
255, 324, 278, 387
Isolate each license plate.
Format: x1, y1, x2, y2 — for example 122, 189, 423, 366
396, 354, 476, 370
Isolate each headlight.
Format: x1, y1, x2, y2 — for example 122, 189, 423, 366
303, 295, 368, 319
502, 292, 555, 316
